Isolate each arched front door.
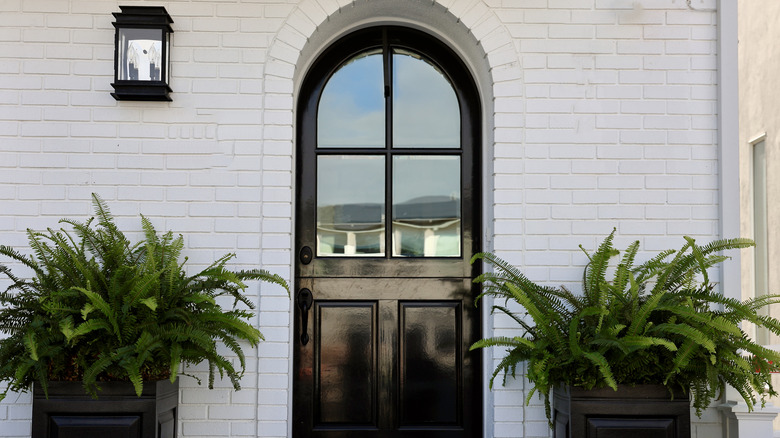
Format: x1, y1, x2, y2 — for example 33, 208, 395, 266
294, 26, 482, 437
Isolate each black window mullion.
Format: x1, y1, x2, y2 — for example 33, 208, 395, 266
302, 25, 479, 263
384, 30, 393, 259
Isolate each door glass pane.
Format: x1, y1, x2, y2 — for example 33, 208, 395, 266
317, 155, 385, 256
393, 50, 460, 149
392, 156, 460, 257
318, 50, 385, 148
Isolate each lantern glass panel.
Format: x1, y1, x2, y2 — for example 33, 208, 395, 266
117, 28, 165, 82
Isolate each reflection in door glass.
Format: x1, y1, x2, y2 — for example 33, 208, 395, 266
317, 155, 385, 256
393, 50, 460, 149
392, 156, 460, 257
318, 303, 376, 425
401, 303, 458, 425
318, 51, 385, 148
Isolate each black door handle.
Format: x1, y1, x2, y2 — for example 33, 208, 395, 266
297, 288, 313, 346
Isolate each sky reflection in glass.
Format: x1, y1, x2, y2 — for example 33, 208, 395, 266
318, 51, 384, 148
318, 155, 385, 207
393, 51, 460, 149
393, 156, 460, 206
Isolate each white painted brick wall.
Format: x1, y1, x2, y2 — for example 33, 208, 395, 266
0, 0, 723, 437
489, 0, 718, 436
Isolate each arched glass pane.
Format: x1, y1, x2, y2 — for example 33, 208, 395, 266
318, 50, 385, 148
392, 50, 460, 149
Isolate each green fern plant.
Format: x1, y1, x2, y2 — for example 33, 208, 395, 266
471, 230, 780, 423
0, 194, 288, 400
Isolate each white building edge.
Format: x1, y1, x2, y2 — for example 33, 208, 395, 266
0, 0, 776, 437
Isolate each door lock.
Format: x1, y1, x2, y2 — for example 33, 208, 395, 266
299, 246, 313, 265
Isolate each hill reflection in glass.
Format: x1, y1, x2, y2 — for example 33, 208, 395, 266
316, 156, 460, 257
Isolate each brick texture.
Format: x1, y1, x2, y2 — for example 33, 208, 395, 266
0, 1, 722, 437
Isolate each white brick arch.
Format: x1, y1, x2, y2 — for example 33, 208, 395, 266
259, 0, 520, 162
260, 1, 518, 437
259, 0, 518, 268
263, 0, 516, 105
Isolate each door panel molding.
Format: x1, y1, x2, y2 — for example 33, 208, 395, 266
314, 301, 378, 428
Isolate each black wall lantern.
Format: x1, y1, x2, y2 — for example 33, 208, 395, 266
111, 6, 173, 101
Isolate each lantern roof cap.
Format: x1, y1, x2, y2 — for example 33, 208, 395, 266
112, 6, 173, 32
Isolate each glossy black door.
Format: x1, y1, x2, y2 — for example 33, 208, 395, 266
294, 27, 481, 438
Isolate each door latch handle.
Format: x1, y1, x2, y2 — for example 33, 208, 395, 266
297, 288, 313, 346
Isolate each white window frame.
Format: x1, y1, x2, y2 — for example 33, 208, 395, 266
750, 132, 770, 345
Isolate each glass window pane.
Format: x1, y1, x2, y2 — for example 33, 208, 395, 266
117, 28, 164, 81
392, 156, 460, 257
392, 50, 460, 149
317, 155, 385, 256
318, 51, 385, 148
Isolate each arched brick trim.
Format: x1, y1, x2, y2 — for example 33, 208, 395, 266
260, 0, 519, 157
259, 1, 520, 437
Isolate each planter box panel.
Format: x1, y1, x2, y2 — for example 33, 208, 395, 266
586, 418, 675, 438
50, 415, 142, 438
32, 380, 178, 438
553, 385, 690, 438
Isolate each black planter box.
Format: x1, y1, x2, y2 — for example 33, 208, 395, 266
553, 384, 690, 438
32, 380, 178, 438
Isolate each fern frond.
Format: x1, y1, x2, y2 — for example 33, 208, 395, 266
471, 336, 533, 353
582, 351, 617, 390
0, 193, 288, 399
620, 335, 677, 353
473, 233, 777, 425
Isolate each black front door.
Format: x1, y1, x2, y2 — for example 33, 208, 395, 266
294, 27, 481, 437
